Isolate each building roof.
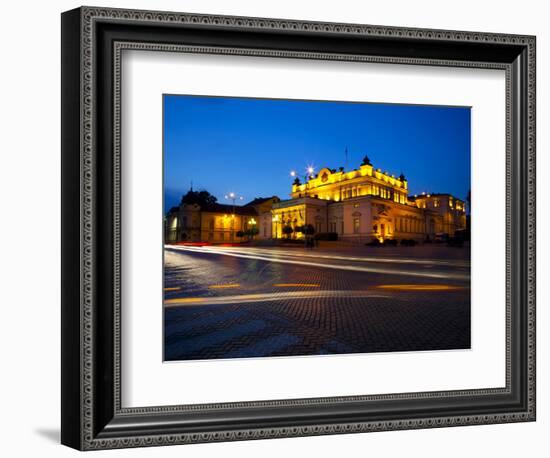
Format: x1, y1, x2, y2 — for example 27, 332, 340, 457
244, 196, 280, 207
409, 193, 465, 202
201, 202, 258, 216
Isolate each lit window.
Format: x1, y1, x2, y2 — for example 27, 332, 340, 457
353, 218, 360, 234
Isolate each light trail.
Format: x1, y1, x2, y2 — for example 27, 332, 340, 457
273, 283, 320, 287
375, 284, 465, 291
166, 246, 469, 281
164, 290, 392, 307
173, 245, 469, 268
209, 284, 241, 289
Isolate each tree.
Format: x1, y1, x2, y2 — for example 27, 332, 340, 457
297, 224, 316, 248
180, 189, 217, 207
302, 224, 315, 236
296, 224, 315, 235
361, 155, 372, 166
282, 225, 294, 239
236, 230, 245, 238
246, 227, 259, 240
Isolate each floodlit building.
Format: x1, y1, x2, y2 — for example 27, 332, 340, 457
165, 160, 467, 244
272, 160, 466, 243
271, 160, 467, 243
165, 197, 279, 243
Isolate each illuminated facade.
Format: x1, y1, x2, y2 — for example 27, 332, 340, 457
165, 197, 279, 243
165, 161, 466, 244
270, 161, 467, 243
291, 163, 409, 204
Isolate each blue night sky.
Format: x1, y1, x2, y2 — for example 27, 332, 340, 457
164, 95, 471, 212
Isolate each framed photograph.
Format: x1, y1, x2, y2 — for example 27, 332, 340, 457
61, 6, 536, 450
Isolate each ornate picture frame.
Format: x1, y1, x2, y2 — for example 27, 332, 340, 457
61, 6, 536, 450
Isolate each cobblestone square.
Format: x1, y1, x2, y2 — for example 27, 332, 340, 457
164, 245, 470, 361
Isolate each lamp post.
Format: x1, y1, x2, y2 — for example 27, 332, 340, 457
305, 166, 315, 197
224, 192, 244, 241
289, 166, 316, 244
247, 217, 257, 241
224, 192, 244, 212
289, 166, 315, 197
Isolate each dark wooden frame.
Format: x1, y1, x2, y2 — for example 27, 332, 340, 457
61, 6, 536, 450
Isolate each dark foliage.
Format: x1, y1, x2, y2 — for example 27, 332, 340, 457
180, 189, 217, 207
314, 232, 338, 241
365, 238, 382, 246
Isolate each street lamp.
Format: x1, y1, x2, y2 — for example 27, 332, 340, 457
304, 165, 316, 197
224, 192, 244, 212
246, 217, 258, 241
289, 165, 316, 194
224, 192, 244, 241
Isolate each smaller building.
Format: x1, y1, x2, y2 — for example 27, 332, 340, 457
165, 197, 279, 243
409, 193, 467, 237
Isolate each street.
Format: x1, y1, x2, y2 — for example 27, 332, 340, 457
164, 244, 471, 361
